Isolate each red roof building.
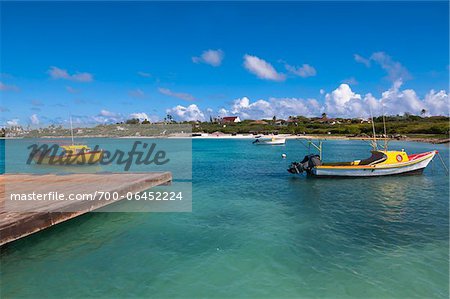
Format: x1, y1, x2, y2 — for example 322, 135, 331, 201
221, 116, 241, 123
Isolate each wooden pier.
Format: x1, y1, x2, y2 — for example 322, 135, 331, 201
0, 172, 172, 246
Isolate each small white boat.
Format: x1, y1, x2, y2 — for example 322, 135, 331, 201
253, 137, 286, 145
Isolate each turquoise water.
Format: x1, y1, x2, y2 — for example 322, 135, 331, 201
1, 139, 449, 298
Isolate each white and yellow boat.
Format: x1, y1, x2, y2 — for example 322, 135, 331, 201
32, 117, 104, 165
253, 136, 286, 145
288, 149, 437, 177
288, 113, 441, 177
32, 144, 104, 165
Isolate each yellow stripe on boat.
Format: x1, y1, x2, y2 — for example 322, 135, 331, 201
317, 151, 435, 170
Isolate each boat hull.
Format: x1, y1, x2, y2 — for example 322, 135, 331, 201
32, 151, 104, 165
311, 151, 435, 177
254, 138, 286, 145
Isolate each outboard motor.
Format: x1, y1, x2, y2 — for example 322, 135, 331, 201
288, 154, 322, 174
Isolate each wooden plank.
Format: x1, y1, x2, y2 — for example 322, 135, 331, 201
0, 172, 172, 246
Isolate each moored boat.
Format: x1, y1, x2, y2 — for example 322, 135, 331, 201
288, 149, 437, 177
287, 112, 438, 177
32, 117, 104, 165
253, 136, 286, 145
32, 144, 104, 165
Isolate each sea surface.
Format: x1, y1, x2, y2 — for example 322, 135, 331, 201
0, 138, 449, 298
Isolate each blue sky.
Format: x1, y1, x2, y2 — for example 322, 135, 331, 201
1, 1, 448, 126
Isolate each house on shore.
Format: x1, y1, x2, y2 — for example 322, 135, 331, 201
274, 119, 287, 126
221, 116, 241, 123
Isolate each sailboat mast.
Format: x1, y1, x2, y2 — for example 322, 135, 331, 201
382, 111, 388, 151
369, 105, 377, 150
70, 116, 74, 146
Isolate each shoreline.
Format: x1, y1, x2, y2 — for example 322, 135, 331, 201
187, 134, 450, 144
2, 134, 448, 144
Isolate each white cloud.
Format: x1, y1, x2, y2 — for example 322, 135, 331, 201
129, 112, 151, 122
0, 81, 19, 92
90, 110, 124, 124
6, 119, 20, 126
192, 49, 224, 67
218, 108, 228, 117
243, 54, 286, 81
323, 81, 449, 118
99, 110, 118, 117
370, 52, 411, 82
48, 66, 93, 82
69, 113, 121, 125
30, 114, 39, 125
285, 63, 317, 78
129, 88, 145, 98
424, 89, 449, 116
209, 83, 449, 120
270, 97, 321, 119
325, 84, 362, 116
166, 104, 205, 121
378, 80, 425, 116
226, 96, 321, 119
354, 54, 371, 67
158, 88, 195, 101
354, 52, 410, 82
93, 116, 120, 124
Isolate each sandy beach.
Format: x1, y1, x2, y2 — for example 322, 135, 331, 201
182, 134, 450, 144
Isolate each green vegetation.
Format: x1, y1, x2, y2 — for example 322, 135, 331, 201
4, 115, 449, 139
193, 115, 449, 136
